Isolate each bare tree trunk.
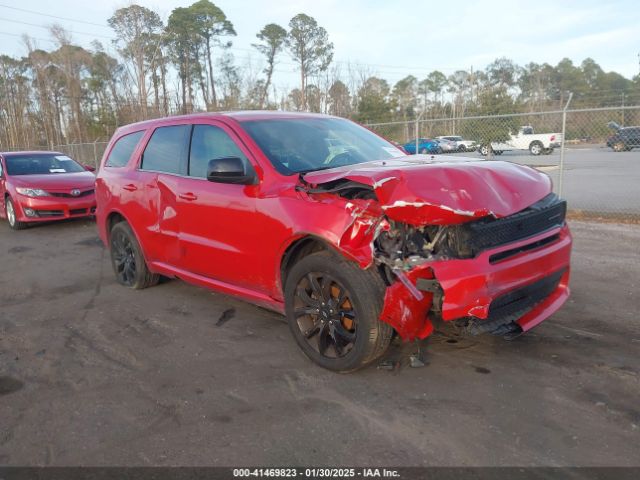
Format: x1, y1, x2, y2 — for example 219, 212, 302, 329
205, 38, 217, 109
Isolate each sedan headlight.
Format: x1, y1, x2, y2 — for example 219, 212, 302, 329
15, 187, 49, 197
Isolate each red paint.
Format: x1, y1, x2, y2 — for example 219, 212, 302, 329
303, 157, 552, 224
95, 112, 572, 341
0, 151, 96, 224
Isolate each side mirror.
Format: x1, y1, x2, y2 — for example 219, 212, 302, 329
84, 164, 96, 172
206, 157, 257, 185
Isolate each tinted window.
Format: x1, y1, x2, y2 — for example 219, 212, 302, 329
5, 154, 85, 176
141, 125, 190, 174
241, 117, 404, 174
105, 131, 144, 167
189, 125, 248, 178
0, 159, 3, 177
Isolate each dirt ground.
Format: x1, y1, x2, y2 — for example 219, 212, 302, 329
0, 219, 638, 466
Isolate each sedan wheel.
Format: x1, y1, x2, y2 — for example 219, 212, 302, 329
5, 198, 27, 230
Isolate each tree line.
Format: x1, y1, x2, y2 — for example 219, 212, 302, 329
1, 0, 639, 150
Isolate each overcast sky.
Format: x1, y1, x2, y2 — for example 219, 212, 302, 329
0, 0, 638, 89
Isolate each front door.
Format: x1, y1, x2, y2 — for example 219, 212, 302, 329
175, 122, 265, 292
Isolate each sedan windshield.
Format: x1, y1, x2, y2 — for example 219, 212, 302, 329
5, 154, 85, 176
240, 117, 405, 174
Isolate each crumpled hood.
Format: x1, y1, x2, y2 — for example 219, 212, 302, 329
303, 155, 552, 225
10, 172, 96, 191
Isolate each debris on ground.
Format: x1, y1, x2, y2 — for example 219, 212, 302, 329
216, 308, 236, 327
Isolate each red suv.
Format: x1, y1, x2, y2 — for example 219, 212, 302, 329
96, 112, 572, 372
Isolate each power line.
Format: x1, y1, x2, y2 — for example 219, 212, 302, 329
0, 30, 53, 43
0, 3, 110, 29
0, 17, 114, 40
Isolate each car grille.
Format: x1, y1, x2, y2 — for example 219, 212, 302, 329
467, 268, 566, 334
447, 193, 566, 258
48, 189, 94, 198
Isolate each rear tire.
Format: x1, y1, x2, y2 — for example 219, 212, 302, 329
109, 221, 159, 289
457, 145, 467, 152
5, 197, 27, 230
529, 141, 543, 155
613, 142, 626, 152
284, 251, 393, 372
479, 144, 492, 156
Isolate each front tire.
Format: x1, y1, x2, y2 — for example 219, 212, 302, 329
529, 141, 543, 155
457, 145, 467, 152
284, 251, 393, 372
5, 197, 27, 230
109, 221, 159, 289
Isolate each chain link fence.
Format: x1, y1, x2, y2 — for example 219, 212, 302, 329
53, 141, 109, 170
366, 106, 640, 222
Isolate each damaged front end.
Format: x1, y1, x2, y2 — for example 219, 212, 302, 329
300, 158, 573, 341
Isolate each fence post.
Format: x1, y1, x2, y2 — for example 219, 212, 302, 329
415, 111, 425, 154
93, 140, 98, 169
558, 92, 573, 198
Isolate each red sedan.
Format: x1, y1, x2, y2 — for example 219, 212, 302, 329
0, 151, 96, 230
96, 112, 571, 372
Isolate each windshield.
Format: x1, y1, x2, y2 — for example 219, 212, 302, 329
240, 117, 405, 174
5, 154, 85, 176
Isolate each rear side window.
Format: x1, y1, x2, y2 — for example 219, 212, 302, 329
141, 125, 190, 174
105, 131, 144, 168
189, 125, 248, 178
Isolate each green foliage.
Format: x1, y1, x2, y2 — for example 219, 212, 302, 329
252, 23, 287, 107
286, 13, 334, 109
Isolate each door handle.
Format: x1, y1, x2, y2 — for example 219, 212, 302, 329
123, 184, 137, 192
179, 192, 198, 201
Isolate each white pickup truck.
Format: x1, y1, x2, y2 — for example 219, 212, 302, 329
479, 126, 563, 156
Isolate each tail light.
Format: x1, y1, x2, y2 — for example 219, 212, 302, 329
550, 135, 556, 142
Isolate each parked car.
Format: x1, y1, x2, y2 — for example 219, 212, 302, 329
434, 137, 457, 153
478, 126, 562, 156
606, 123, 640, 152
96, 112, 572, 372
0, 151, 96, 230
436, 135, 477, 152
402, 138, 441, 154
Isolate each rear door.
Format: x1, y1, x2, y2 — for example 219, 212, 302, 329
174, 122, 264, 291
137, 124, 191, 266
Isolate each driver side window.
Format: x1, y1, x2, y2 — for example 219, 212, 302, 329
189, 125, 248, 178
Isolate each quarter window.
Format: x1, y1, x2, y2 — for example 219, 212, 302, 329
105, 131, 144, 168
189, 125, 248, 178
141, 125, 190, 174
